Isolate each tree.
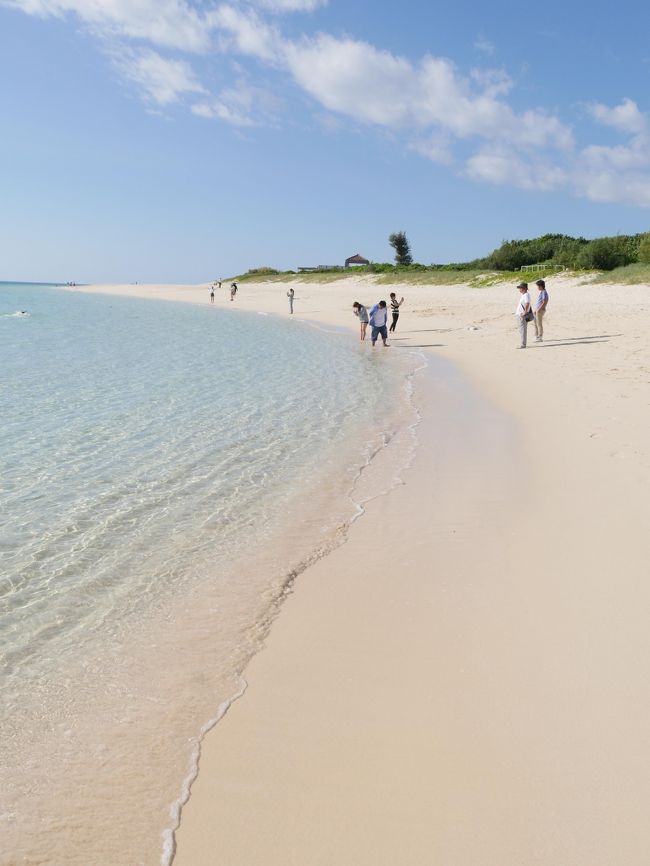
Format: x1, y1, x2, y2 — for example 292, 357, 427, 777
576, 237, 630, 271
388, 231, 413, 265
638, 233, 650, 264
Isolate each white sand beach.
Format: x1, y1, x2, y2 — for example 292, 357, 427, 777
70, 275, 650, 864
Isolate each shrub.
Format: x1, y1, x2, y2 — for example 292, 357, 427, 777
246, 266, 279, 275
576, 236, 637, 271
638, 233, 650, 264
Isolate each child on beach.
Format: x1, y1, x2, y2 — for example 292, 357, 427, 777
389, 292, 404, 332
352, 301, 369, 341
287, 288, 295, 314
230, 282, 238, 301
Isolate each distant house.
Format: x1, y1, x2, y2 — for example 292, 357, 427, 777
345, 253, 369, 268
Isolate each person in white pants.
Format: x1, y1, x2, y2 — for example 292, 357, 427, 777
515, 281, 531, 348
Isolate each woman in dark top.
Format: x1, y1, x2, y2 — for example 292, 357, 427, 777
389, 293, 404, 333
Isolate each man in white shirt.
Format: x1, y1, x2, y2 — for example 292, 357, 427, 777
515, 281, 531, 348
369, 300, 389, 347
533, 279, 549, 341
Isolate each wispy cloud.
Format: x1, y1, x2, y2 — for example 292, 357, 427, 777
1, 0, 215, 51
465, 145, 567, 192
114, 49, 206, 106
409, 134, 455, 167
212, 4, 280, 62
4, 0, 650, 207
253, 0, 327, 11
191, 78, 283, 125
474, 35, 495, 56
587, 97, 647, 135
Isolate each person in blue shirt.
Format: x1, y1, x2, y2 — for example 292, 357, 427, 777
369, 300, 389, 347
534, 279, 549, 342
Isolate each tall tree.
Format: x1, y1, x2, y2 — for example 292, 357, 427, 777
388, 231, 413, 265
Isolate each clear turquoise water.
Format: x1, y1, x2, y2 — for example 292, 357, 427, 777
0, 283, 418, 865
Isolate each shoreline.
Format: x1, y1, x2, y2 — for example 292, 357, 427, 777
4, 284, 425, 866
63, 277, 649, 864
160, 327, 427, 866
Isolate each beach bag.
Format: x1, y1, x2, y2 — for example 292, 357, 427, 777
524, 308, 534, 322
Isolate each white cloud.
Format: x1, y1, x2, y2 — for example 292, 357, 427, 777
466, 145, 567, 191
574, 130, 650, 205
192, 78, 282, 125
191, 96, 255, 126
1, 0, 215, 51
212, 4, 280, 62
285, 35, 573, 153
115, 49, 206, 105
574, 168, 650, 207
588, 98, 647, 135
285, 35, 415, 126
580, 139, 650, 172
5, 0, 650, 207
254, 0, 326, 11
470, 66, 511, 97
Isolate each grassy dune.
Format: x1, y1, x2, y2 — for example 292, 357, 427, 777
233, 267, 600, 287
590, 263, 650, 284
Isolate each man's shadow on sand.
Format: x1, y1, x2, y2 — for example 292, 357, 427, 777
536, 333, 621, 348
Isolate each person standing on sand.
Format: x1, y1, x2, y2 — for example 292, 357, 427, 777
287, 288, 295, 314
210, 286, 215, 303
515, 281, 532, 349
230, 282, 237, 301
352, 301, 369, 341
218, 280, 222, 289
534, 279, 549, 342
389, 292, 404, 333
369, 300, 389, 348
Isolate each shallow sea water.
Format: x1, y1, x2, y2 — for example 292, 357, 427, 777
0, 284, 422, 865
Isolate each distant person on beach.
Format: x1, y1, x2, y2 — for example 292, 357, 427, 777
515, 281, 532, 349
287, 287, 295, 314
210, 287, 215, 303
534, 279, 549, 342
389, 292, 404, 333
352, 301, 369, 341
369, 300, 389, 348
230, 282, 237, 301
218, 280, 222, 289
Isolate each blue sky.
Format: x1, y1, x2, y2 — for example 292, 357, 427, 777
1, 0, 649, 282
